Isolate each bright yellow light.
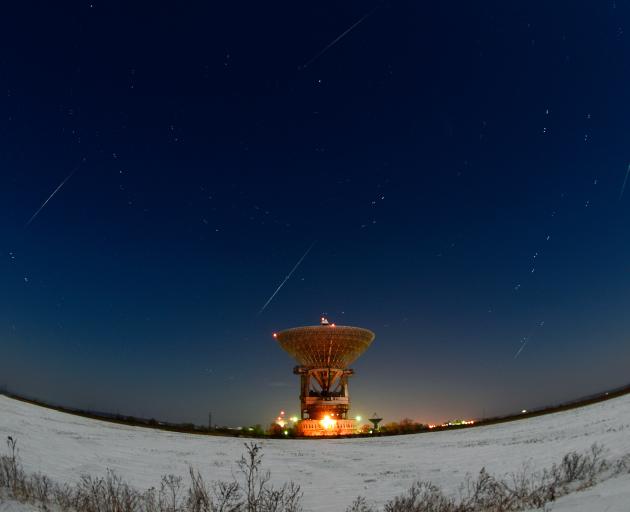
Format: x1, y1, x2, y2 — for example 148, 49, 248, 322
276, 419, 286, 428
290, 416, 298, 423
356, 416, 362, 422
320, 415, 336, 430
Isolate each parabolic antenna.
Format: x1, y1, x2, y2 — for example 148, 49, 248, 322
275, 324, 375, 369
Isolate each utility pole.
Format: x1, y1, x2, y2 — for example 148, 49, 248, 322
208, 411, 212, 431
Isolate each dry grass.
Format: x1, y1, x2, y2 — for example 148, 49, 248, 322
0, 438, 301, 512
348, 443, 626, 512
2, 436, 628, 512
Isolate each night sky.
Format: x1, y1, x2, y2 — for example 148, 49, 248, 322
2, 1, 630, 427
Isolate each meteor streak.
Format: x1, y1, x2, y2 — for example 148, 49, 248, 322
258, 242, 316, 314
513, 321, 544, 359
298, 6, 379, 70
513, 340, 528, 359
25, 158, 85, 227
619, 163, 630, 201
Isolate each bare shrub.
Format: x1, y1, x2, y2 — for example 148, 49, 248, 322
30, 473, 52, 504
0, 436, 18, 488
346, 496, 377, 512
380, 443, 612, 512
212, 481, 242, 512
0, 436, 30, 501
384, 481, 457, 512
613, 453, 630, 475
187, 468, 212, 512
237, 442, 302, 512
462, 467, 511, 510
53, 482, 76, 510
142, 487, 159, 512
0, 437, 301, 512
562, 443, 606, 485
159, 474, 184, 512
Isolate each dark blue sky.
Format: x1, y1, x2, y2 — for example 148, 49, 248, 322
1, 1, 629, 426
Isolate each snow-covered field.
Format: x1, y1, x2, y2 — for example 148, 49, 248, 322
2, 394, 630, 511
0, 498, 40, 512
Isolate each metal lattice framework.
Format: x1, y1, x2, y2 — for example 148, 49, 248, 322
275, 325, 375, 369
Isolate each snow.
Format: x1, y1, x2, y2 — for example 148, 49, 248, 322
524, 474, 630, 512
2, 394, 630, 510
0, 498, 41, 512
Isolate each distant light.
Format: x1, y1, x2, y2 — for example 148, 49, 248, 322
331, 323, 336, 327
320, 415, 336, 430
290, 416, 298, 423
283, 430, 288, 436
356, 416, 362, 422
441, 419, 475, 427
273, 333, 277, 338
280, 410, 285, 416
521, 409, 527, 414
